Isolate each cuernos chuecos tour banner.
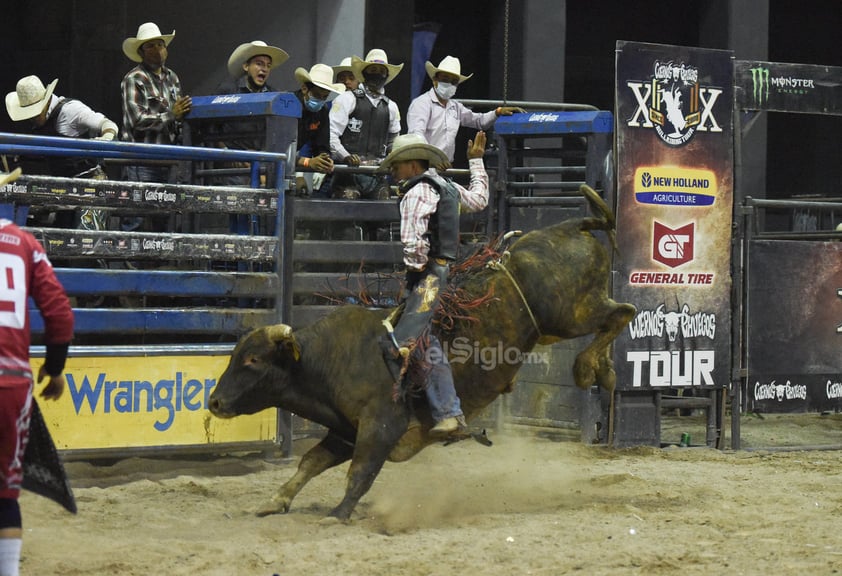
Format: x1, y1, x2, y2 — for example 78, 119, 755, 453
613, 41, 734, 390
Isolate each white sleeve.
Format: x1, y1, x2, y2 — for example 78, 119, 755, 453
388, 100, 402, 135
329, 91, 355, 160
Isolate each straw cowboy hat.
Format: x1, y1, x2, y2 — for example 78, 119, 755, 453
5, 76, 58, 121
425, 55, 473, 84
294, 64, 346, 96
122, 22, 175, 62
379, 134, 448, 171
227, 41, 289, 77
0, 167, 22, 188
332, 57, 357, 82
351, 49, 404, 85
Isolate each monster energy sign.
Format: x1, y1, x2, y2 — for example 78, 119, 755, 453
736, 60, 842, 115
749, 66, 770, 106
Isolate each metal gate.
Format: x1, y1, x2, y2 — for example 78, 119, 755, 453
731, 59, 842, 449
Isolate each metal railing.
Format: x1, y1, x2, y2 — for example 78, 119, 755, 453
0, 132, 289, 341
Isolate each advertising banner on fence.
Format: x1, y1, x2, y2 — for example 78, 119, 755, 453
613, 41, 734, 390
747, 240, 842, 412
32, 354, 277, 451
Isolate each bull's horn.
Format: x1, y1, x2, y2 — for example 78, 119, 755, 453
266, 324, 294, 342
265, 324, 300, 361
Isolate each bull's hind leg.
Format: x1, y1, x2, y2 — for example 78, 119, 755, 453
573, 301, 636, 390
256, 431, 353, 517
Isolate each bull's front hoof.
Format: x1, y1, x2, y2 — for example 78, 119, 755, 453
318, 515, 344, 526
327, 506, 353, 523
255, 497, 290, 517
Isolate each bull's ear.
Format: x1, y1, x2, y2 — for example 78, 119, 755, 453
266, 324, 300, 362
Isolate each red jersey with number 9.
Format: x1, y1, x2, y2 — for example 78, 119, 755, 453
0, 220, 74, 389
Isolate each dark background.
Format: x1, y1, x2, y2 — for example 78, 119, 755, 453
2, 0, 839, 201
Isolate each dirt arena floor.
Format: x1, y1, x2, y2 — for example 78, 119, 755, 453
20, 412, 842, 575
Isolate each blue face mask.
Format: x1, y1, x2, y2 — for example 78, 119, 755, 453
304, 96, 325, 112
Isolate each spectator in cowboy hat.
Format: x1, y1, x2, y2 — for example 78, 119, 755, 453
120, 21, 192, 186
332, 57, 360, 93
5, 75, 118, 175
5, 75, 118, 227
408, 55, 525, 165
5, 75, 118, 142
293, 64, 345, 196
208, 41, 289, 191
215, 40, 289, 94
329, 48, 403, 199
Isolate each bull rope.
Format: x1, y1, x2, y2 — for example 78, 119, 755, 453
486, 258, 542, 338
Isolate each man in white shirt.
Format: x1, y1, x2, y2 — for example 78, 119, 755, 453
328, 49, 403, 199
6, 75, 118, 226
6, 75, 118, 150
407, 56, 524, 166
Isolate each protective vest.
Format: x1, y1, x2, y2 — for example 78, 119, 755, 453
32, 99, 94, 138
400, 172, 461, 261
29, 99, 98, 177
339, 92, 390, 158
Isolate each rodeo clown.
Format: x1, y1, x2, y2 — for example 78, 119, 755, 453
379, 131, 489, 437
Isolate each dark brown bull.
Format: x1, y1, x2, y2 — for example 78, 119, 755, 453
209, 185, 635, 521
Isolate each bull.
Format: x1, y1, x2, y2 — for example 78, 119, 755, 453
209, 185, 635, 521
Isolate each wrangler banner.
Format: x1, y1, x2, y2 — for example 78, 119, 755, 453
613, 41, 734, 390
31, 353, 277, 451
747, 240, 842, 413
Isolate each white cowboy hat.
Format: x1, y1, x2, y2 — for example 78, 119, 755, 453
425, 55, 473, 84
379, 134, 448, 171
0, 167, 22, 188
294, 64, 346, 96
5, 76, 58, 122
122, 22, 175, 62
351, 49, 404, 85
227, 41, 289, 78
332, 57, 357, 82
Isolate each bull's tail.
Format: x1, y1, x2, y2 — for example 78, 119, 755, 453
579, 184, 619, 253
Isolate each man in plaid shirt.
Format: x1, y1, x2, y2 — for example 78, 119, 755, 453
120, 22, 192, 184
379, 131, 488, 437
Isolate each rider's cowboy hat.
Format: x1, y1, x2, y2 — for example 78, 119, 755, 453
227, 41, 289, 78
0, 167, 22, 188
294, 64, 346, 96
425, 55, 473, 84
5, 76, 58, 121
351, 49, 403, 86
379, 134, 448, 171
331, 57, 357, 82
122, 22, 175, 62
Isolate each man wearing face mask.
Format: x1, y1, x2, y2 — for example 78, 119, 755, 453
407, 56, 525, 168
121, 22, 192, 184
292, 64, 345, 196
329, 49, 403, 199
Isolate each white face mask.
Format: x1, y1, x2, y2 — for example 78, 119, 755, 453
435, 81, 457, 100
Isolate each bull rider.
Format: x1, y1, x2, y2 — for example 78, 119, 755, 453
379, 131, 488, 437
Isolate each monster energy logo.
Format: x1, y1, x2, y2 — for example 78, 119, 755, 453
750, 67, 770, 106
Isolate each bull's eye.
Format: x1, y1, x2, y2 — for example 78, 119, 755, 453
243, 354, 260, 366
